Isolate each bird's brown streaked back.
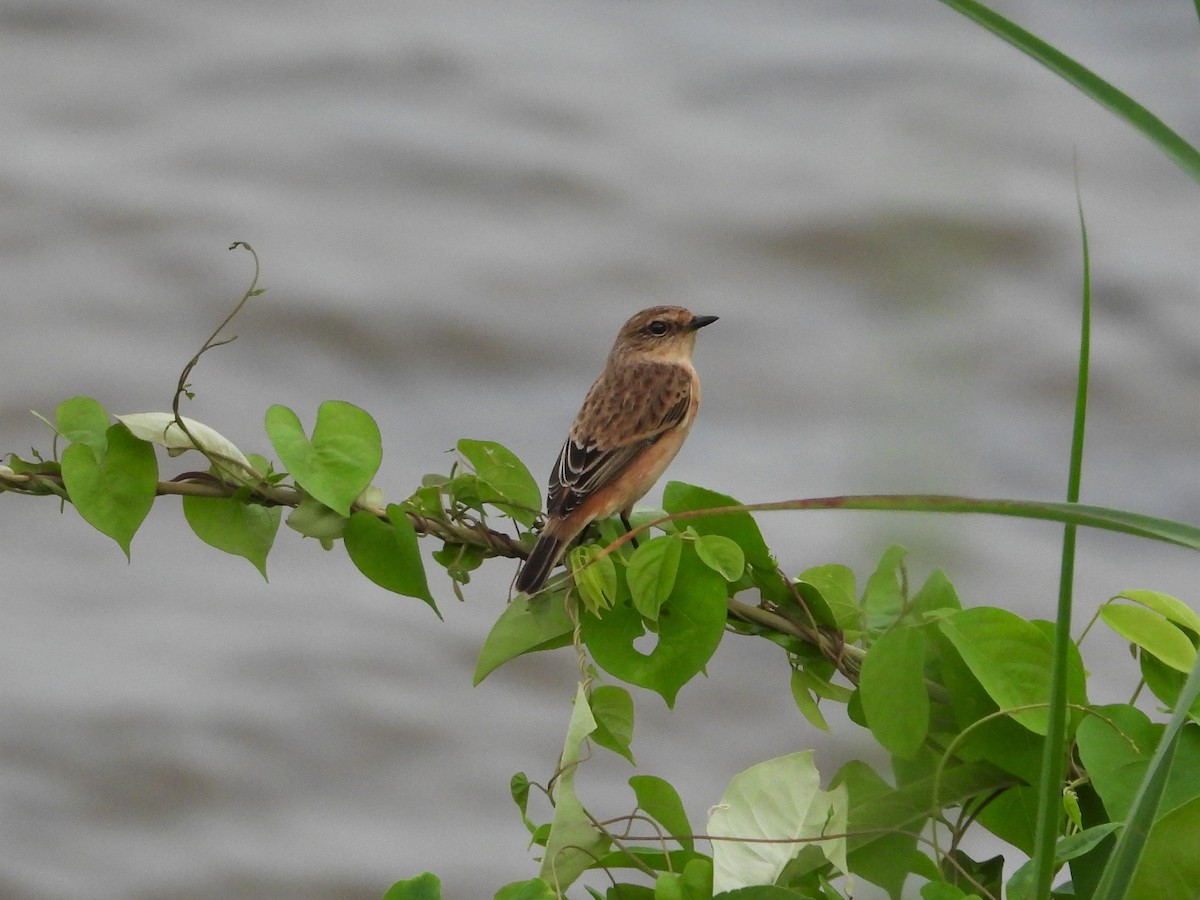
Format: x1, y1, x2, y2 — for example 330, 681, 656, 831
515, 306, 717, 595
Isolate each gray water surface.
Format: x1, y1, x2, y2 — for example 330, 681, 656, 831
2, 2, 1198, 897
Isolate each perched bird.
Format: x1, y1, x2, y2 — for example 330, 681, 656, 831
515, 306, 717, 594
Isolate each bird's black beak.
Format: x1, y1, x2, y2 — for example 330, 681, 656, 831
688, 315, 719, 331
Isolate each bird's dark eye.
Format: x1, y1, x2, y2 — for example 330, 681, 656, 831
645, 320, 670, 336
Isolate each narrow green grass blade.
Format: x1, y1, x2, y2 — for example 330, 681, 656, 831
936, 0, 1200, 185
666, 496, 1200, 551
1031, 178, 1091, 900
1092, 655, 1200, 900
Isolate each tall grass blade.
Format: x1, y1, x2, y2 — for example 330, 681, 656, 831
666, 496, 1200, 551
1030, 174, 1091, 900
936, 0, 1200, 185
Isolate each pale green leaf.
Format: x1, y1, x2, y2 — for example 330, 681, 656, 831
1116, 590, 1200, 635
1101, 603, 1197, 673
539, 684, 610, 887
708, 751, 848, 892
285, 495, 346, 543
117, 412, 253, 474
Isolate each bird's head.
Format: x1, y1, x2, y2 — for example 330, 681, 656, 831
610, 306, 718, 363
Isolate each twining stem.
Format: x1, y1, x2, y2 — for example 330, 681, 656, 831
170, 241, 266, 487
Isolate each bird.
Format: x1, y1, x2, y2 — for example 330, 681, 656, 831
514, 305, 717, 595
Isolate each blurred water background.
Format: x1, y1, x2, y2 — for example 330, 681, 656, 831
2, 1, 1198, 897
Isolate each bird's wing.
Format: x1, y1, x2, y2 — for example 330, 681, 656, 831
546, 362, 692, 519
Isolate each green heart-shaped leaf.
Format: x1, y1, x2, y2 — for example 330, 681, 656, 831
863, 544, 908, 634
691, 533, 744, 582
56, 396, 111, 456
61, 423, 158, 557
380, 872, 442, 900
493, 878, 556, 900
457, 438, 541, 526
859, 625, 930, 759
474, 592, 574, 684
582, 544, 727, 707
627, 535, 682, 620
265, 401, 381, 515
662, 481, 789, 604
344, 506, 438, 616
590, 685, 636, 764
939, 606, 1088, 735
629, 775, 694, 852
799, 564, 860, 632
182, 493, 281, 579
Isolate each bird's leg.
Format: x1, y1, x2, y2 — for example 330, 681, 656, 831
621, 512, 639, 549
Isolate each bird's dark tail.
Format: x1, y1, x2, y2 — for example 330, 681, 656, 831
515, 534, 564, 595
